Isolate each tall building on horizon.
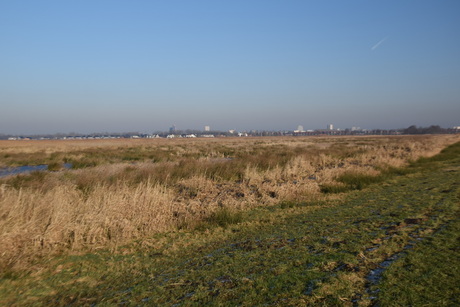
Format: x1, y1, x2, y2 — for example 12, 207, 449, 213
327, 124, 334, 130
204, 125, 210, 132
169, 125, 176, 134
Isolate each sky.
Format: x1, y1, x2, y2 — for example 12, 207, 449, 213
1, 0, 459, 134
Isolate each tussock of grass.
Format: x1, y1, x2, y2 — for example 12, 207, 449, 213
68, 158, 99, 169
320, 183, 351, 194
337, 172, 384, 189
196, 208, 244, 230
46, 162, 62, 171
279, 200, 299, 208
6, 170, 47, 189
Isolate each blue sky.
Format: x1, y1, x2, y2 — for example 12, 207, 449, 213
1, 0, 459, 134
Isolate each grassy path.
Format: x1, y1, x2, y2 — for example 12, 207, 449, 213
1, 143, 459, 306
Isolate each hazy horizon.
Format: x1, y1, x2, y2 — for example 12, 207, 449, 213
2, 1, 459, 135
0, 123, 456, 137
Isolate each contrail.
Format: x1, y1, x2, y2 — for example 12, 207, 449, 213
371, 37, 388, 50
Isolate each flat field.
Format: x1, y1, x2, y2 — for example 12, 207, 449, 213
0, 135, 459, 305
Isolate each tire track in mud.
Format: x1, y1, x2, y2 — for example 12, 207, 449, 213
301, 209, 455, 305
147, 208, 452, 305
359, 223, 452, 305
354, 195, 457, 306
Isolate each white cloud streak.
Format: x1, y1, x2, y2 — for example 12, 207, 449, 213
371, 37, 388, 50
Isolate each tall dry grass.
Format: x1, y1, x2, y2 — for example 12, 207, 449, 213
1, 134, 459, 271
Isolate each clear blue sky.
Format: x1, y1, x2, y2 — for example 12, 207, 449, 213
1, 0, 459, 134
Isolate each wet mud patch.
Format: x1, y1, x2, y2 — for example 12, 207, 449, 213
357, 217, 456, 305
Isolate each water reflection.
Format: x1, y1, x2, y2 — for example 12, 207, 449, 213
0, 163, 72, 178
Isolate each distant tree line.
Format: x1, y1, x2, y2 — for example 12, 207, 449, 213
1, 125, 458, 140
402, 125, 450, 134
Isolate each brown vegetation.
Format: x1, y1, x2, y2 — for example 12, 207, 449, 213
1, 135, 459, 271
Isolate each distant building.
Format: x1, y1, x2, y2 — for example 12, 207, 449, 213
169, 125, 176, 134
294, 125, 305, 133
204, 125, 210, 132
327, 124, 334, 130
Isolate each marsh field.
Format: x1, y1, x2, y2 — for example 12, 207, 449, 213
1, 135, 459, 306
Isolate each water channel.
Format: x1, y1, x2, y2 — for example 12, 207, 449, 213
0, 164, 72, 178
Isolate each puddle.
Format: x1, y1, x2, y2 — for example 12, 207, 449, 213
363, 233, 432, 304
304, 278, 321, 295
0, 163, 72, 178
366, 221, 453, 296
365, 246, 379, 252
366, 252, 405, 286
0, 165, 48, 177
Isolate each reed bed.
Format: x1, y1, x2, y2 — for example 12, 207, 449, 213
1, 134, 459, 271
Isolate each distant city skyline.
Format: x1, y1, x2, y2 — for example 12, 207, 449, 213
3, 122, 458, 138
1, 1, 459, 135
3, 124, 458, 141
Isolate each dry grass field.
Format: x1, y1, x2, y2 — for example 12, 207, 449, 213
1, 134, 459, 273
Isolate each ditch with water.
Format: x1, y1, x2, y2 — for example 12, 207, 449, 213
0, 163, 72, 178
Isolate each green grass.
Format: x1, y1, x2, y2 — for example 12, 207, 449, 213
337, 172, 384, 190
1, 142, 459, 306
198, 208, 244, 229
320, 172, 387, 193
377, 220, 460, 306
